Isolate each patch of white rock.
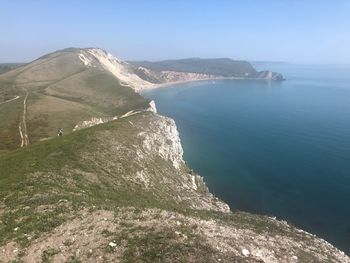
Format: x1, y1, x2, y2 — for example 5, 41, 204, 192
78, 53, 93, 66
138, 115, 185, 170
73, 100, 157, 131
78, 48, 152, 91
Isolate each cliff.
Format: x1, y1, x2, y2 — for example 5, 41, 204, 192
129, 57, 285, 82
255, 70, 285, 81
0, 112, 348, 262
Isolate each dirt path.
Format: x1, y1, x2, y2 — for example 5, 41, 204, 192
0, 95, 21, 106
19, 89, 29, 147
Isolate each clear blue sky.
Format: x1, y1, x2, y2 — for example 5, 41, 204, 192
1, 0, 349, 63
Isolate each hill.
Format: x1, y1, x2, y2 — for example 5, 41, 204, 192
0, 48, 153, 152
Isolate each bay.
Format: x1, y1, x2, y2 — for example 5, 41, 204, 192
142, 64, 350, 254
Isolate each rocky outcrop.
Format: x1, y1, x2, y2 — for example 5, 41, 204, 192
95, 112, 230, 212
134, 66, 219, 85
255, 70, 285, 81
79, 48, 153, 90
137, 115, 185, 170
73, 100, 157, 131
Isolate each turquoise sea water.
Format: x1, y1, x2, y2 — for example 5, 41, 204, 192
142, 64, 350, 254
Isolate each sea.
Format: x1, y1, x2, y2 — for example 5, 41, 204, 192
142, 63, 350, 255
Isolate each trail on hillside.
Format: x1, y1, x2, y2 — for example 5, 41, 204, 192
19, 88, 29, 147
0, 95, 21, 106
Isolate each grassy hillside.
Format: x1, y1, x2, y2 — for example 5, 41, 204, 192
0, 49, 150, 152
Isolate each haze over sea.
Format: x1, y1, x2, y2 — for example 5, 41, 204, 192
143, 63, 350, 254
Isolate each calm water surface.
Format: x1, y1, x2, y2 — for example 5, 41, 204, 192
142, 64, 350, 254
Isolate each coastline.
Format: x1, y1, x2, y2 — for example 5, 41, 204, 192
139, 76, 249, 92
139, 75, 285, 92
141, 77, 350, 256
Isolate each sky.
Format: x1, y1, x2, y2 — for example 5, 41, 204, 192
1, 0, 350, 64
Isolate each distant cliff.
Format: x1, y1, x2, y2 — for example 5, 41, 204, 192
129, 57, 285, 82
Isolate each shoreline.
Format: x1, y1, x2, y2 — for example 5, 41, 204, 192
139, 76, 250, 92
139, 75, 284, 92
140, 78, 349, 257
